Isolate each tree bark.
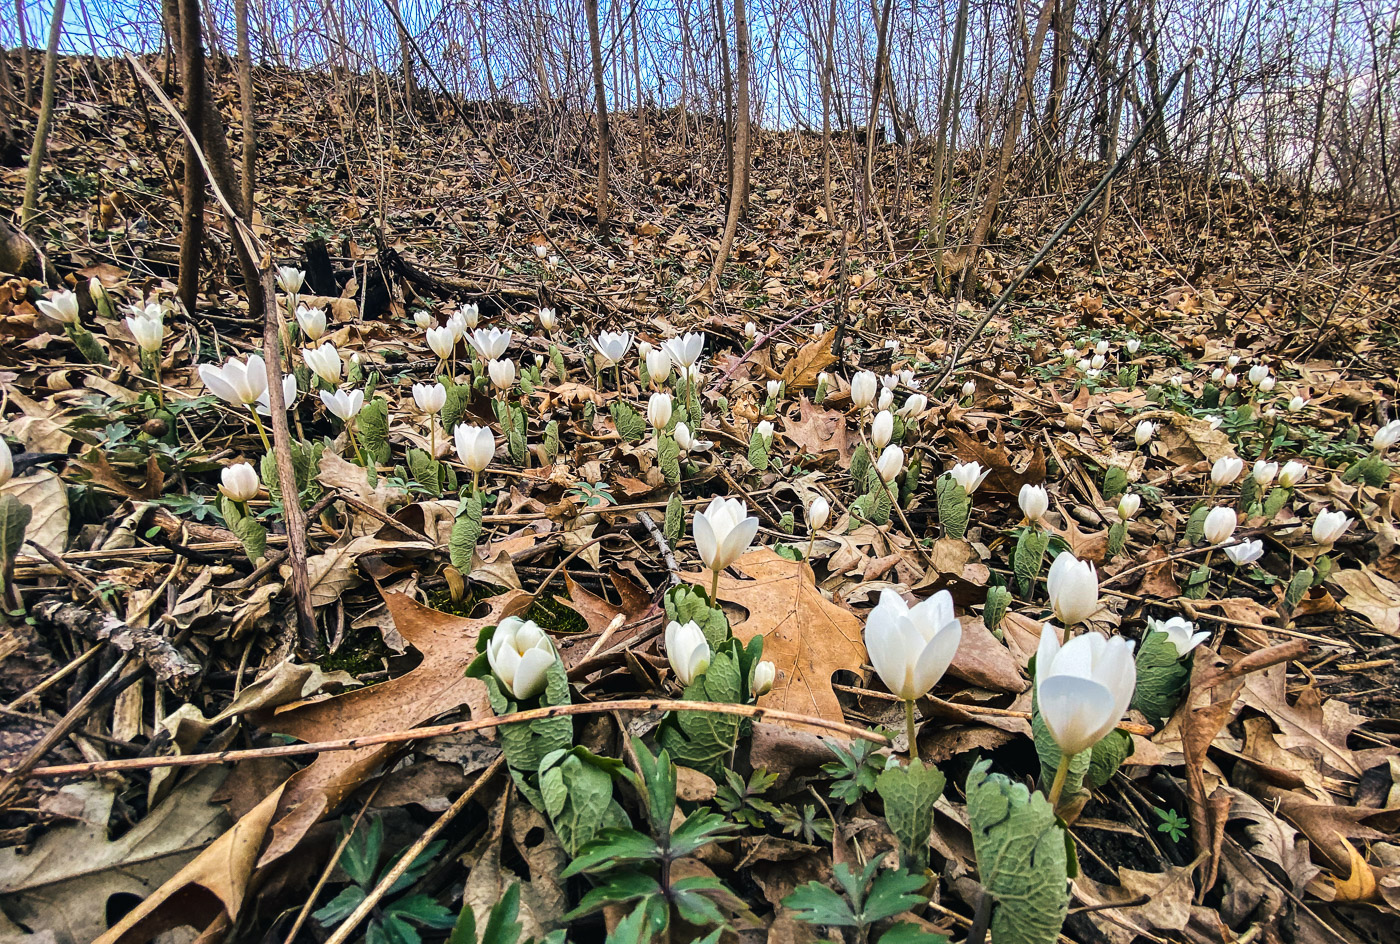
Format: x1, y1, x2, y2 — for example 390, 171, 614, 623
19, 0, 66, 230
234, 0, 255, 220
862, 0, 895, 227
961, 0, 1056, 293
820, 0, 838, 224
708, 0, 751, 290
585, 0, 611, 226
176, 0, 206, 314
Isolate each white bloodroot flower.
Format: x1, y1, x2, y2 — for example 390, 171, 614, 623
1224, 540, 1264, 566
648, 392, 673, 431
592, 330, 634, 366
1035, 624, 1136, 757
302, 342, 342, 386
319, 388, 364, 422
949, 461, 990, 495
200, 354, 269, 406
876, 445, 904, 484
1019, 484, 1049, 523
454, 424, 495, 473
1147, 616, 1210, 656
871, 410, 894, 450
469, 327, 513, 361
1312, 509, 1351, 546
219, 462, 260, 502
413, 382, 446, 414
487, 617, 557, 699
850, 371, 878, 411
1203, 506, 1238, 545
37, 289, 80, 324
1211, 456, 1243, 487
665, 619, 712, 686
864, 589, 963, 702
296, 305, 327, 341
1046, 553, 1099, 626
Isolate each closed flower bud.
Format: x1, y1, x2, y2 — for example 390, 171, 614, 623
1211, 456, 1243, 487
1289, 395, 1307, 412
1211, 368, 1225, 382
426, 325, 456, 361
1019, 484, 1049, 522
752, 660, 776, 696
37, 289, 80, 324
648, 392, 673, 430
665, 620, 711, 686
413, 382, 446, 414
1224, 373, 1238, 388
1374, 420, 1400, 451
302, 342, 342, 385
538, 306, 557, 330
1095, 340, 1111, 355
899, 393, 928, 420
1252, 460, 1278, 487
961, 379, 976, 398
1259, 376, 1275, 393
1248, 365, 1270, 385
1134, 420, 1156, 447
871, 410, 894, 450
220, 462, 260, 502
1278, 460, 1306, 487
1203, 506, 1238, 545
414, 310, 433, 330
693, 496, 760, 573
1227, 354, 1241, 368
1312, 509, 1351, 545
461, 303, 480, 330
454, 424, 495, 473
877, 388, 894, 411
126, 311, 164, 352
766, 379, 781, 399
296, 305, 327, 341
488, 358, 516, 391
808, 496, 830, 532
745, 321, 757, 339
276, 266, 305, 295
1117, 493, 1141, 519
1126, 338, 1141, 354
850, 370, 878, 410
646, 348, 672, 386
1047, 553, 1098, 626
876, 445, 904, 483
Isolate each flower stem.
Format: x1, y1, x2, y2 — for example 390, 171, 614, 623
805, 532, 816, 561
248, 407, 272, 452
472, 469, 480, 498
904, 698, 919, 762
709, 568, 720, 603
1047, 752, 1072, 809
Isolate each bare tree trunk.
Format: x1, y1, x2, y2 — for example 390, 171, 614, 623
15, 0, 34, 107
862, 0, 895, 222
177, 0, 206, 314
631, 1, 649, 171
19, 0, 66, 230
478, 0, 500, 101
709, 0, 750, 290
962, 0, 1056, 292
820, 0, 838, 224
585, 0, 611, 226
715, 0, 735, 195
1039, 0, 1076, 190
930, 0, 970, 289
387, 0, 416, 112
235, 0, 255, 220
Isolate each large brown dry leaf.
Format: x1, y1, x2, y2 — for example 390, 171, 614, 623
947, 616, 1024, 693
689, 548, 865, 725
1239, 666, 1364, 778
1, 471, 69, 557
94, 782, 285, 944
1331, 566, 1400, 636
1074, 863, 1196, 944
783, 397, 853, 463
943, 426, 1046, 496
0, 768, 230, 944
255, 589, 528, 866
778, 327, 838, 389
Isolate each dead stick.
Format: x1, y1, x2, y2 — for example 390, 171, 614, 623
322, 756, 505, 944
638, 510, 680, 586
17, 698, 890, 779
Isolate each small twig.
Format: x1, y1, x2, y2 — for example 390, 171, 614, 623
18, 698, 890, 780
0, 654, 133, 804
321, 756, 505, 944
638, 510, 680, 586
22, 540, 114, 613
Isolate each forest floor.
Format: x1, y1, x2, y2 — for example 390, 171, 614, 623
1, 53, 1400, 944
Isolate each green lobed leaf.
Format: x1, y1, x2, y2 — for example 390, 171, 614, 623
1263, 486, 1288, 517
1014, 528, 1050, 597
1130, 629, 1190, 727
849, 444, 871, 490
544, 750, 619, 855
657, 645, 744, 777
407, 448, 442, 496
866, 480, 892, 525
1106, 520, 1127, 558
441, 379, 470, 432
610, 402, 646, 443
875, 759, 946, 870
664, 584, 730, 650
0, 494, 33, 568
358, 398, 392, 465
747, 430, 770, 471
1237, 476, 1259, 511
1032, 709, 1090, 801
1182, 563, 1211, 599
1184, 504, 1208, 545
966, 758, 1070, 944
1085, 728, 1134, 790
449, 494, 483, 572
543, 419, 560, 462
658, 434, 681, 484
899, 450, 921, 506
1285, 568, 1314, 609
1102, 465, 1128, 501
232, 515, 268, 564
664, 490, 684, 546
983, 585, 1011, 633
550, 344, 566, 381
937, 478, 969, 539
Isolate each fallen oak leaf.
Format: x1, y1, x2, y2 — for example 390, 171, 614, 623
253, 589, 529, 868
683, 548, 865, 727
